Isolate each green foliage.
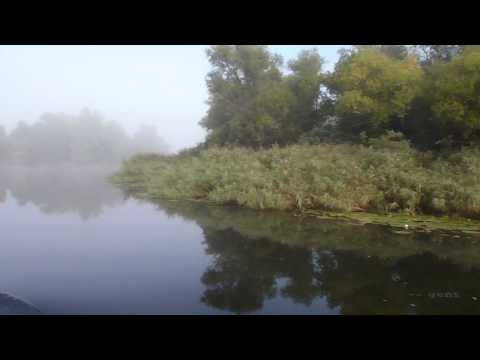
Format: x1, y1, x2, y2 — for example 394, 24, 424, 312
112, 137, 480, 219
328, 47, 423, 137
356, 45, 410, 60
200, 46, 328, 147
286, 49, 325, 134
201, 45, 288, 147
199, 45, 480, 149
113, 44, 480, 222
414, 45, 465, 67
423, 46, 480, 142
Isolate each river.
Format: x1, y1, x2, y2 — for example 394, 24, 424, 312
1, 165, 479, 314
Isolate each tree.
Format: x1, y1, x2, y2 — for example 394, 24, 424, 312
0, 125, 9, 162
286, 48, 325, 134
356, 45, 410, 60
200, 45, 296, 147
131, 125, 169, 154
414, 45, 465, 67
8, 121, 34, 164
4, 109, 169, 165
328, 47, 423, 138
377, 45, 410, 60
422, 46, 480, 144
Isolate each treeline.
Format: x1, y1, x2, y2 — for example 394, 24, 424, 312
200, 45, 479, 150
0, 109, 169, 165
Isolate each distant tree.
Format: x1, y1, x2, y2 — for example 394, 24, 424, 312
131, 125, 169, 154
0, 125, 9, 162
4, 109, 169, 165
8, 121, 34, 164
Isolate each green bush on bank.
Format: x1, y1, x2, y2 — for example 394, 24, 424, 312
112, 133, 480, 219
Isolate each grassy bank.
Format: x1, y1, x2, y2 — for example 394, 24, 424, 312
111, 135, 480, 220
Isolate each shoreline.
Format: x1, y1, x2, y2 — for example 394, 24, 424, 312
111, 181, 480, 235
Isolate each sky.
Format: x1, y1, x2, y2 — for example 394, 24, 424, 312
0, 45, 349, 152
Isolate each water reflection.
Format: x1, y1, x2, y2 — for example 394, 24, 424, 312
0, 165, 125, 220
145, 199, 480, 314
1, 170, 479, 314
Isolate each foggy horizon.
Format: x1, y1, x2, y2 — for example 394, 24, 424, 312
0, 45, 347, 152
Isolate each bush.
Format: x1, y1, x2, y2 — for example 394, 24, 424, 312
112, 137, 480, 219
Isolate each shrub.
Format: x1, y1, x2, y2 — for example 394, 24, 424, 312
112, 138, 480, 219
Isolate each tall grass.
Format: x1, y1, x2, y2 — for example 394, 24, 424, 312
111, 133, 480, 219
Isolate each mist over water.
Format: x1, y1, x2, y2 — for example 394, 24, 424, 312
0, 164, 124, 220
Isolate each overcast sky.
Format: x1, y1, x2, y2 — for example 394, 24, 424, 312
0, 45, 349, 152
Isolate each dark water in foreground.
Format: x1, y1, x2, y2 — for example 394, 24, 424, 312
1, 165, 480, 315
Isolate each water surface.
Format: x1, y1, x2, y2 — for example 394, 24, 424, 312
1, 165, 479, 314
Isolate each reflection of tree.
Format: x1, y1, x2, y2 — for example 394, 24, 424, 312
200, 225, 480, 314
201, 229, 274, 313
200, 228, 315, 313
1, 165, 125, 220
143, 199, 480, 314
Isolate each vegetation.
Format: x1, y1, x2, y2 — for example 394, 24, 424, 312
328, 47, 423, 137
197, 45, 480, 149
200, 46, 324, 147
113, 45, 480, 223
112, 131, 480, 220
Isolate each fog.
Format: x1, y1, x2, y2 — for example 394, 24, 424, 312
0, 109, 169, 165
0, 45, 346, 154
0, 164, 124, 220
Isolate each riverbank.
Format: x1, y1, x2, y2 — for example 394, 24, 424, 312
111, 139, 480, 225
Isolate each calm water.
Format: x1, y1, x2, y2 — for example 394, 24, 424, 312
1, 165, 480, 315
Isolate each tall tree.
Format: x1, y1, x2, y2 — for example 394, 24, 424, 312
422, 46, 480, 144
414, 45, 465, 67
200, 45, 296, 147
355, 45, 410, 60
328, 47, 423, 137
286, 49, 325, 134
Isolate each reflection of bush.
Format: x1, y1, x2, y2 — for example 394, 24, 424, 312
1, 165, 125, 220
144, 199, 480, 270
